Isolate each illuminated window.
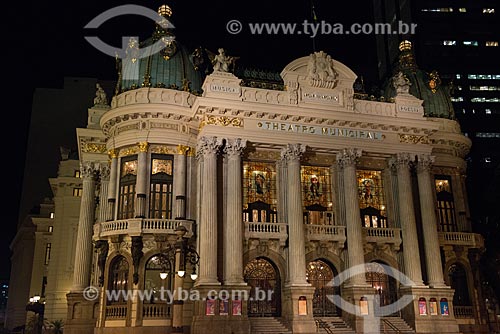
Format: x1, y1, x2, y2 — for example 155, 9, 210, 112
456, 74, 461, 79
118, 156, 137, 219
486, 109, 492, 114
451, 97, 464, 102
243, 161, 277, 222
149, 155, 174, 219
476, 133, 500, 138
458, 8, 467, 13
443, 40, 456, 46
50, 212, 55, 219
72, 188, 83, 197
357, 171, 387, 228
44, 243, 52, 265
470, 86, 500, 91
74, 170, 81, 178
108, 256, 129, 304
468, 74, 500, 80
471, 97, 500, 102
486, 41, 499, 47
463, 41, 478, 46
301, 166, 333, 225
421, 8, 453, 12
48, 226, 53, 233
483, 8, 495, 14
435, 177, 457, 232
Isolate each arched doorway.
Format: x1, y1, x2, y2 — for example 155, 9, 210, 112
307, 259, 339, 316
244, 258, 281, 317
365, 261, 398, 315
448, 263, 471, 306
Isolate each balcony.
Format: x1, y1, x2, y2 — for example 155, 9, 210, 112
244, 222, 288, 244
93, 218, 194, 240
454, 306, 474, 319
305, 224, 346, 245
438, 232, 484, 248
362, 227, 402, 250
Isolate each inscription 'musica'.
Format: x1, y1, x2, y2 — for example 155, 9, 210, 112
210, 84, 238, 93
257, 121, 383, 140
303, 92, 339, 101
398, 105, 421, 113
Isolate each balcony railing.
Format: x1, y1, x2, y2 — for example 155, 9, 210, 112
105, 304, 127, 319
362, 227, 402, 247
143, 303, 171, 319
438, 232, 484, 248
93, 218, 194, 239
244, 222, 288, 243
454, 305, 474, 318
305, 224, 346, 243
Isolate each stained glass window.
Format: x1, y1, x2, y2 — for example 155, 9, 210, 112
357, 170, 387, 227
243, 162, 277, 208
152, 159, 173, 175
121, 159, 138, 177
301, 166, 334, 225
435, 176, 457, 232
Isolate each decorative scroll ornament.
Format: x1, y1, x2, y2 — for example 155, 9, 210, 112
335, 148, 362, 168
137, 142, 150, 153
416, 154, 435, 172
196, 136, 223, 157
224, 138, 247, 156
204, 115, 243, 127
80, 161, 100, 179
82, 143, 107, 154
307, 51, 338, 89
177, 145, 191, 155
108, 149, 119, 159
280, 143, 306, 161
399, 134, 430, 144
428, 70, 441, 94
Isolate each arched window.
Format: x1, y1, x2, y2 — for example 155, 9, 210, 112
242, 162, 277, 223
108, 256, 129, 304
118, 156, 137, 219
301, 166, 334, 225
149, 155, 174, 219
357, 170, 387, 228
435, 177, 457, 232
144, 254, 172, 303
449, 263, 471, 306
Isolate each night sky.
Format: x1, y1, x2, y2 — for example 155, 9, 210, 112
5, 1, 383, 280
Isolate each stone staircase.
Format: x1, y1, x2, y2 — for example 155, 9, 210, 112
315, 317, 355, 334
380, 316, 415, 334
249, 317, 291, 334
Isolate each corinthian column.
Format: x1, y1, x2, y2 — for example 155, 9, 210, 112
223, 138, 247, 285
71, 162, 98, 291
98, 164, 110, 223
135, 142, 149, 218
416, 154, 446, 287
391, 153, 424, 286
336, 148, 367, 286
106, 149, 119, 221
174, 145, 190, 219
281, 144, 309, 286
195, 136, 223, 286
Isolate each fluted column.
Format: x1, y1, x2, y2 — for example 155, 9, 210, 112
135, 142, 149, 218
223, 138, 247, 285
174, 145, 189, 219
282, 144, 309, 286
98, 164, 110, 223
391, 153, 424, 286
71, 162, 98, 291
336, 148, 367, 286
196, 136, 223, 286
416, 154, 446, 287
106, 149, 119, 221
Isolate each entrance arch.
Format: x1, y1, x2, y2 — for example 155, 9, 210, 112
306, 259, 339, 316
244, 257, 281, 317
365, 261, 398, 313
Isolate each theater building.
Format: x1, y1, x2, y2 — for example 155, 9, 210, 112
36, 5, 487, 334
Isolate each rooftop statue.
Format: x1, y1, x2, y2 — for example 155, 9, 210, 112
94, 83, 108, 106
392, 71, 411, 95
209, 48, 239, 73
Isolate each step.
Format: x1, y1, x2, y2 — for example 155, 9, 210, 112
250, 317, 291, 334
316, 317, 356, 334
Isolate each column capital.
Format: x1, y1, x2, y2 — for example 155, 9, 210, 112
177, 145, 191, 155
196, 136, 223, 157
389, 152, 415, 170
335, 148, 362, 168
108, 149, 119, 159
415, 154, 435, 173
80, 161, 99, 180
137, 142, 149, 153
223, 138, 247, 156
99, 163, 111, 181
280, 143, 306, 162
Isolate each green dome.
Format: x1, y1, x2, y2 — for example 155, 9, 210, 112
117, 6, 206, 94
384, 41, 455, 119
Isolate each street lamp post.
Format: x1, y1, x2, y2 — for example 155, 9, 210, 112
159, 225, 200, 333
26, 296, 44, 334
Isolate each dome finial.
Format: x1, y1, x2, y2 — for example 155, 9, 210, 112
158, 4, 172, 18
399, 40, 412, 52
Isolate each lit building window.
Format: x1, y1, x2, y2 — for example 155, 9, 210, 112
118, 156, 137, 219
486, 41, 499, 47
443, 40, 456, 46
486, 109, 492, 114
301, 166, 333, 225
451, 97, 464, 102
470, 86, 500, 91
483, 8, 495, 14
468, 74, 500, 80
463, 41, 478, 46
149, 155, 174, 219
471, 97, 500, 102
357, 170, 387, 228
456, 74, 461, 79
50, 212, 55, 219
44, 243, 52, 265
48, 226, 53, 233
243, 161, 277, 223
108, 256, 129, 304
422, 8, 453, 12
73, 188, 83, 197
476, 133, 500, 138
74, 170, 81, 178
435, 177, 457, 232
456, 86, 463, 90
458, 8, 467, 13
485, 157, 492, 163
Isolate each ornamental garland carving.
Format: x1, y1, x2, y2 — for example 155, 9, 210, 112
119, 146, 139, 157
399, 134, 430, 144
203, 115, 243, 127
150, 145, 176, 155
82, 143, 107, 154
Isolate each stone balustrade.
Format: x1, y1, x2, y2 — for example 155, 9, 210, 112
105, 304, 127, 319
438, 232, 484, 248
454, 305, 474, 319
93, 218, 194, 239
143, 303, 171, 319
244, 222, 288, 243
362, 227, 402, 248
305, 224, 346, 244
